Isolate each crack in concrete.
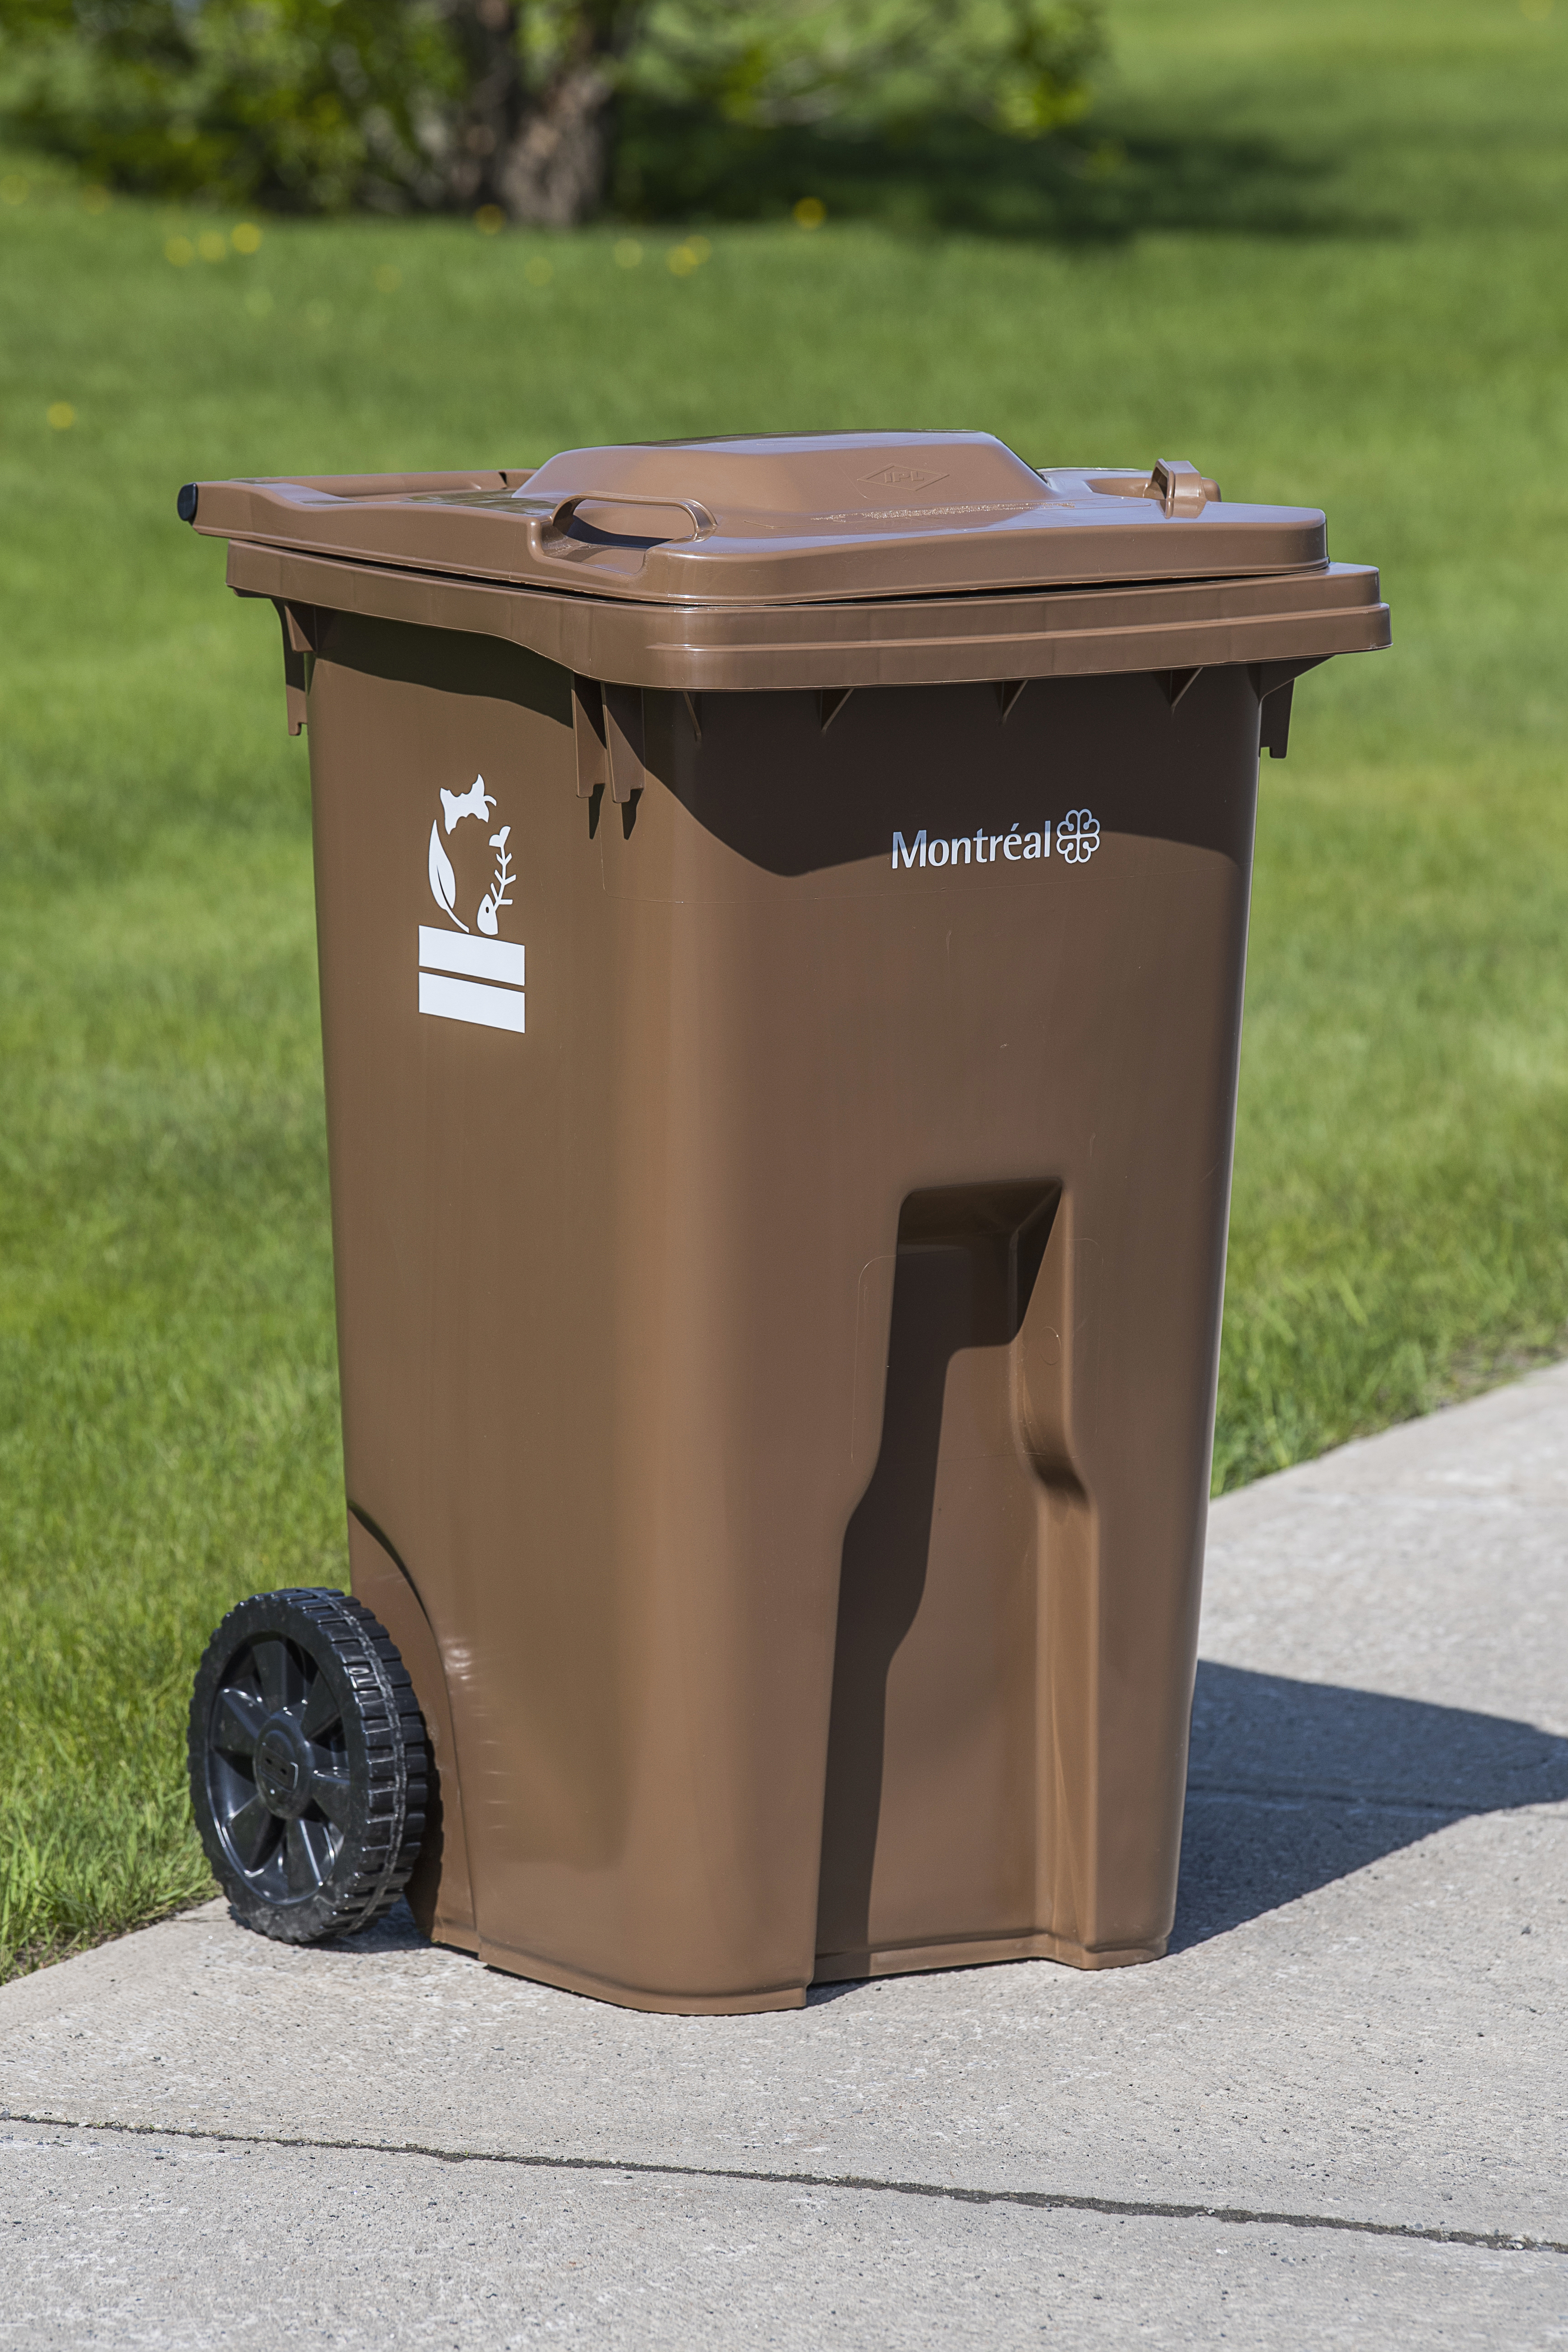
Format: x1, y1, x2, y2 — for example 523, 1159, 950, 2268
4, 2109, 1564, 2258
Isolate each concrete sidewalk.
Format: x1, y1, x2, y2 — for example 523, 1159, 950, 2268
3, 1368, 1567, 2348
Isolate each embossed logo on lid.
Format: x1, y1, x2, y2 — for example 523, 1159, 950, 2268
858, 463, 948, 493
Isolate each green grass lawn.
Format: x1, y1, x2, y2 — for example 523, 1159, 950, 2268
3, 0, 1567, 1974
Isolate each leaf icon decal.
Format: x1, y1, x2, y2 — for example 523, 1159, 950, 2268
428, 820, 467, 930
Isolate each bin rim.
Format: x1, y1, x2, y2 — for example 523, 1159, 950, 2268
225, 533, 1390, 697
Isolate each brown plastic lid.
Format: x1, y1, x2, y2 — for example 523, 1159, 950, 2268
186, 431, 1329, 607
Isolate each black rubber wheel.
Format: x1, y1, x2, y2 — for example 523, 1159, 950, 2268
188, 1587, 428, 1944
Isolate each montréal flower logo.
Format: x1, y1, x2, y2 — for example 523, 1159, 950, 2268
1056, 809, 1100, 865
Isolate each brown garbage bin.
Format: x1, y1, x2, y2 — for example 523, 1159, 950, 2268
181, 433, 1387, 2012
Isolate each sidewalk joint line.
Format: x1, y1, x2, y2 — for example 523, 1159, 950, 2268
1186, 1785, 1472, 1814
4, 2110, 1564, 2257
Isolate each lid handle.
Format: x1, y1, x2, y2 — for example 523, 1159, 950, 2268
1150, 459, 1220, 517
546, 491, 717, 545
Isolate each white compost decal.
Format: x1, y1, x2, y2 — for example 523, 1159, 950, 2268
419, 775, 525, 1034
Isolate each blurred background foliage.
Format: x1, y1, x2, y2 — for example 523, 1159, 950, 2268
0, 0, 1105, 222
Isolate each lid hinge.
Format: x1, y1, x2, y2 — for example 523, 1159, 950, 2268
1259, 680, 1294, 760
273, 600, 321, 735
1251, 656, 1327, 760
604, 683, 646, 804
574, 678, 647, 801
572, 676, 607, 799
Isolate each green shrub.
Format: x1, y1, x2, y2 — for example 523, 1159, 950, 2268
0, 0, 1105, 220
0, 0, 457, 209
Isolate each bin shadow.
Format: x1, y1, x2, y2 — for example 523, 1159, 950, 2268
322, 1898, 430, 1954
1172, 1661, 1568, 1949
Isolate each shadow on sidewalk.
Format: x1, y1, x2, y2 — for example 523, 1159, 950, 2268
1171, 1661, 1568, 1950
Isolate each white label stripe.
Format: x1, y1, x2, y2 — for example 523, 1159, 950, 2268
418, 926, 525, 987
419, 972, 526, 1034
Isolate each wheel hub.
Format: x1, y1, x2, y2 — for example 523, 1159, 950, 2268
254, 1712, 314, 1819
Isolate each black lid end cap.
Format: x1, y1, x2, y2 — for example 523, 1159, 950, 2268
176, 481, 199, 524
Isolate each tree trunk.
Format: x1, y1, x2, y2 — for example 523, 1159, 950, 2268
497, 64, 614, 226
441, 1, 622, 227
